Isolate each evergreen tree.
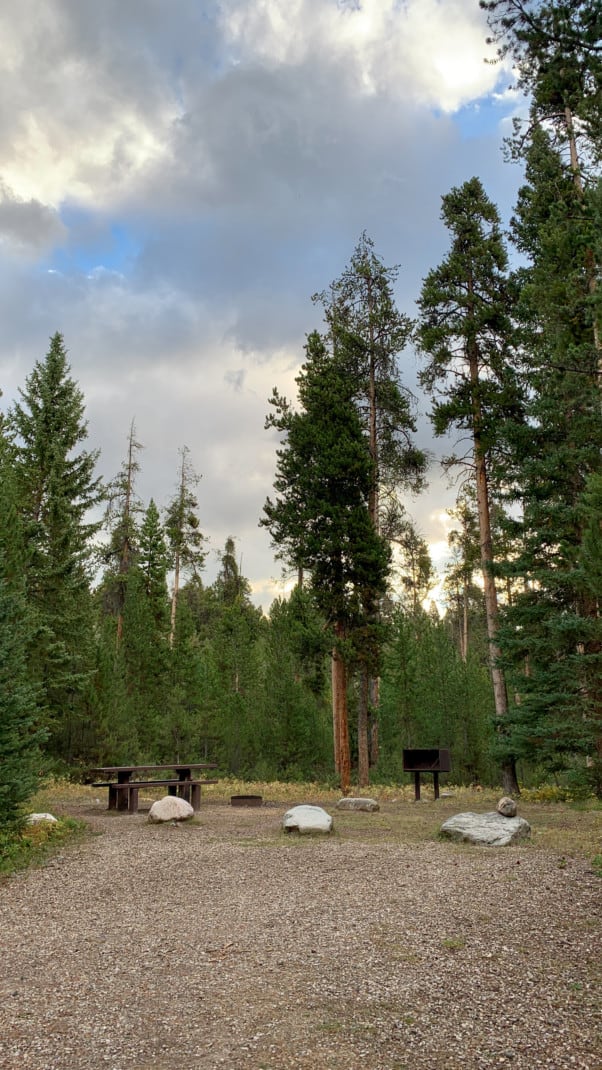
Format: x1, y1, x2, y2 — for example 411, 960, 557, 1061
315, 234, 427, 777
416, 177, 523, 793
0, 410, 45, 825
101, 421, 144, 644
8, 333, 103, 761
262, 590, 332, 780
482, 0, 602, 352
165, 447, 206, 646
378, 608, 496, 786
444, 494, 484, 662
137, 499, 170, 629
0, 561, 45, 827
496, 125, 602, 790
392, 520, 435, 616
201, 549, 266, 775
263, 331, 390, 791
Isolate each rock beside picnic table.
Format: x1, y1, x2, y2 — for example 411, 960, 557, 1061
440, 809, 530, 847
283, 805, 333, 834
336, 797, 380, 812
148, 796, 194, 823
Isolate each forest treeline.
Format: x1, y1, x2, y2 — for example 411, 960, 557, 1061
2, 0, 602, 827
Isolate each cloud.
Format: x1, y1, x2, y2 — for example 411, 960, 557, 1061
221, 0, 505, 110
0, 182, 66, 254
0, 0, 523, 607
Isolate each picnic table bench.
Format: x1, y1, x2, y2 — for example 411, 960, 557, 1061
92, 764, 218, 814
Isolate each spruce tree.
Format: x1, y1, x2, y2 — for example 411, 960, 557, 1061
0, 411, 45, 825
8, 333, 103, 762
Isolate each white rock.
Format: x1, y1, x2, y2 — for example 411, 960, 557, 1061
283, 804, 333, 834
440, 811, 531, 847
497, 796, 518, 817
148, 796, 194, 823
26, 813, 58, 825
336, 797, 380, 812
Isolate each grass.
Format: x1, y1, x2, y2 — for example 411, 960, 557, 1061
1, 776, 600, 879
0, 815, 87, 879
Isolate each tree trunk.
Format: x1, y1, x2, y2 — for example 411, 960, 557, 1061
332, 623, 351, 793
169, 548, 180, 648
461, 581, 469, 662
331, 652, 340, 775
368, 675, 379, 766
357, 665, 370, 787
468, 329, 520, 795
365, 285, 382, 769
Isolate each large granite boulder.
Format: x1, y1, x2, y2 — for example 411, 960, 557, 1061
336, 797, 380, 812
440, 811, 531, 847
283, 805, 333, 834
148, 796, 194, 823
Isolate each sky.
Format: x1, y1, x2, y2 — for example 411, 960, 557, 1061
0, 0, 526, 609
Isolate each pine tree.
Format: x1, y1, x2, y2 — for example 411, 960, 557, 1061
416, 177, 524, 794
8, 333, 103, 761
263, 331, 390, 791
101, 421, 144, 645
165, 447, 205, 646
314, 234, 427, 779
496, 125, 602, 790
482, 0, 602, 354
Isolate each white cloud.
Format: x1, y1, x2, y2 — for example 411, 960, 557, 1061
0, 0, 522, 607
221, 0, 506, 111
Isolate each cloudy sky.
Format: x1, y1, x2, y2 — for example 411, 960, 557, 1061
0, 0, 525, 608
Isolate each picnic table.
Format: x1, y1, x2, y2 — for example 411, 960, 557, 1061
91, 763, 218, 814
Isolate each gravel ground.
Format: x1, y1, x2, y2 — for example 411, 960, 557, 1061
0, 799, 600, 1070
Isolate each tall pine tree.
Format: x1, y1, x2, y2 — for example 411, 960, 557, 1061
8, 333, 103, 762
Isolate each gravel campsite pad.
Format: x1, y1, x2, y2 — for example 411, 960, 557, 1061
0, 795, 600, 1070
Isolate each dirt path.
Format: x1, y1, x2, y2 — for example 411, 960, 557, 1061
0, 798, 600, 1069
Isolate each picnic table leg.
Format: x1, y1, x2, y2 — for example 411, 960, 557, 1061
128, 787, 139, 814
116, 772, 133, 811
190, 784, 200, 810
108, 785, 117, 810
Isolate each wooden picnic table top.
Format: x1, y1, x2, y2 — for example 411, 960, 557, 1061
92, 762, 218, 775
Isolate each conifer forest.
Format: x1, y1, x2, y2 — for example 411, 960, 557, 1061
1, 0, 602, 826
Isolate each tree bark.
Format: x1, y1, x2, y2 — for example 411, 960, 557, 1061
468, 324, 520, 795
357, 665, 370, 787
332, 622, 351, 793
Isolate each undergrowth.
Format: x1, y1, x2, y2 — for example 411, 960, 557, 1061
0, 817, 87, 879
